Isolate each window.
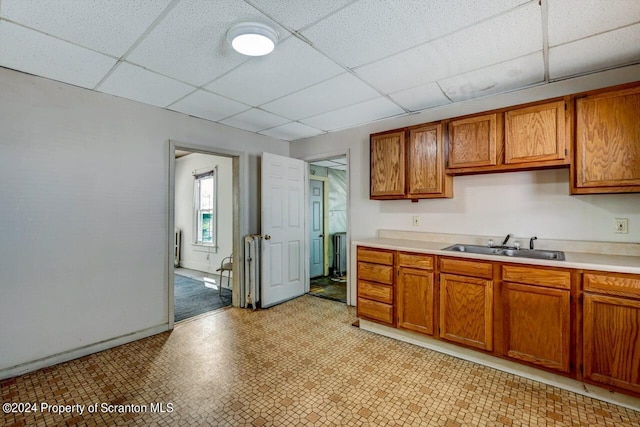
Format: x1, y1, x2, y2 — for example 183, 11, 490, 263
193, 168, 217, 247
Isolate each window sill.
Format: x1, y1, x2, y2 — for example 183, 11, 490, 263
192, 244, 218, 253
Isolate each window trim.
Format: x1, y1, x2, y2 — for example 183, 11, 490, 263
193, 166, 218, 249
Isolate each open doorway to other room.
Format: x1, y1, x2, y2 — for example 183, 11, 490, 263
173, 150, 233, 321
308, 157, 347, 303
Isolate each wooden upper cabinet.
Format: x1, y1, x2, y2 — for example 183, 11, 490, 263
407, 123, 452, 199
370, 131, 405, 198
448, 113, 498, 169
574, 85, 640, 194
505, 100, 567, 165
583, 293, 640, 394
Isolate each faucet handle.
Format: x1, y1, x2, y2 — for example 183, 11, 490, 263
488, 239, 493, 247
529, 236, 538, 250
514, 241, 520, 250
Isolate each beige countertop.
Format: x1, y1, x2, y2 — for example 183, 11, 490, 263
353, 237, 640, 275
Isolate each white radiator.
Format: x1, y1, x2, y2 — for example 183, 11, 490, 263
244, 234, 261, 309
333, 232, 347, 276
174, 228, 182, 267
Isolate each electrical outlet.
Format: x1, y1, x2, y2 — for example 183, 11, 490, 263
614, 218, 628, 234
412, 216, 421, 227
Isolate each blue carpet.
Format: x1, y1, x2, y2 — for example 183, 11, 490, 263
174, 274, 232, 322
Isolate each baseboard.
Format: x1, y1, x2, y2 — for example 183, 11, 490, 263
0, 324, 169, 380
359, 319, 640, 412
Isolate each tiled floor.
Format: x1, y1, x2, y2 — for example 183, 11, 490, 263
2, 295, 639, 426
309, 275, 347, 302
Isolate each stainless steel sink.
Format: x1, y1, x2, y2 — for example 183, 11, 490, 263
442, 244, 565, 261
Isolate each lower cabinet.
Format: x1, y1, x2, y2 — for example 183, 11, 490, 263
583, 293, 640, 394
396, 253, 435, 335
439, 273, 493, 351
356, 247, 395, 326
503, 282, 571, 372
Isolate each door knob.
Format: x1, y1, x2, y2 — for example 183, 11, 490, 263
264, 235, 271, 240
319, 234, 323, 238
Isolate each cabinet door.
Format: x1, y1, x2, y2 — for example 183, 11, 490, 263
440, 273, 493, 351
503, 283, 570, 372
575, 86, 640, 192
504, 101, 566, 165
370, 131, 405, 198
407, 124, 452, 198
448, 113, 497, 168
583, 293, 640, 394
397, 267, 435, 335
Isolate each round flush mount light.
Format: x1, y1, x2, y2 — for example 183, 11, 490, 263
227, 22, 278, 56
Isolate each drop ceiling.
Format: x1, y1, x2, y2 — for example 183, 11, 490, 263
1, 0, 639, 141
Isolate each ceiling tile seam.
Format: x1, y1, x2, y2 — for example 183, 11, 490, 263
548, 21, 640, 49
548, 59, 640, 83
269, 92, 383, 123
253, 73, 350, 107
258, 120, 325, 135
320, 110, 411, 134
0, 17, 120, 60
93, 0, 181, 91
349, 0, 540, 71
435, 82, 455, 104
541, 0, 550, 82
218, 106, 297, 129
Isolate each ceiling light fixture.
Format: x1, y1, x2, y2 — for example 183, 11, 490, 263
227, 22, 278, 56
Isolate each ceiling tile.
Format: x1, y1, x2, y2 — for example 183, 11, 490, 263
168, 90, 250, 122
300, 97, 405, 131
301, 0, 529, 68
98, 62, 194, 107
127, 0, 284, 86
220, 109, 290, 132
355, 1, 542, 94
247, 0, 355, 31
439, 52, 545, 102
549, 24, 640, 79
548, 0, 640, 46
206, 36, 344, 106
389, 82, 451, 112
259, 122, 324, 141
1, 0, 171, 57
260, 73, 380, 120
0, 21, 117, 89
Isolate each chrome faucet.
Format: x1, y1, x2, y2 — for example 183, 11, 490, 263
501, 234, 512, 247
530, 236, 538, 250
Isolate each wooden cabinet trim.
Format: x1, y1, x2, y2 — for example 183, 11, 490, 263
583, 272, 640, 299
370, 131, 406, 198
448, 113, 498, 169
357, 262, 393, 285
440, 257, 493, 279
358, 280, 393, 304
357, 247, 394, 265
397, 252, 434, 270
396, 267, 435, 335
357, 297, 394, 325
502, 264, 571, 289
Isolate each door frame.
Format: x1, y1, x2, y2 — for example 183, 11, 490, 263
168, 140, 249, 329
309, 175, 330, 277
300, 150, 351, 305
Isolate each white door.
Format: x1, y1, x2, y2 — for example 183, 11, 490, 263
309, 179, 324, 278
261, 152, 306, 307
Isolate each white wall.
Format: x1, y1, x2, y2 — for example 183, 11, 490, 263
175, 153, 233, 275
290, 65, 640, 303
0, 67, 288, 375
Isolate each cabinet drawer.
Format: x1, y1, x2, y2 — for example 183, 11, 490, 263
440, 257, 493, 279
358, 262, 393, 285
398, 252, 434, 270
357, 247, 394, 265
357, 297, 394, 325
584, 273, 640, 298
502, 265, 571, 290
358, 281, 393, 304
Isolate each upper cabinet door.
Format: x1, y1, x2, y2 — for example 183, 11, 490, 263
574, 86, 640, 193
448, 113, 498, 169
505, 101, 567, 165
407, 124, 452, 198
370, 131, 405, 198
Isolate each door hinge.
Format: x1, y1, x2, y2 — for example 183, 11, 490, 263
564, 148, 568, 155
580, 364, 583, 374
564, 103, 568, 110
569, 295, 573, 303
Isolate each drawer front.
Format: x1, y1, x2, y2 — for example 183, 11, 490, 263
398, 252, 434, 270
358, 262, 393, 285
584, 273, 640, 298
440, 257, 493, 279
358, 281, 393, 304
357, 247, 394, 265
502, 265, 571, 290
357, 297, 393, 324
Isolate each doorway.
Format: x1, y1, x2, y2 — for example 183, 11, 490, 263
173, 149, 233, 321
307, 156, 348, 303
